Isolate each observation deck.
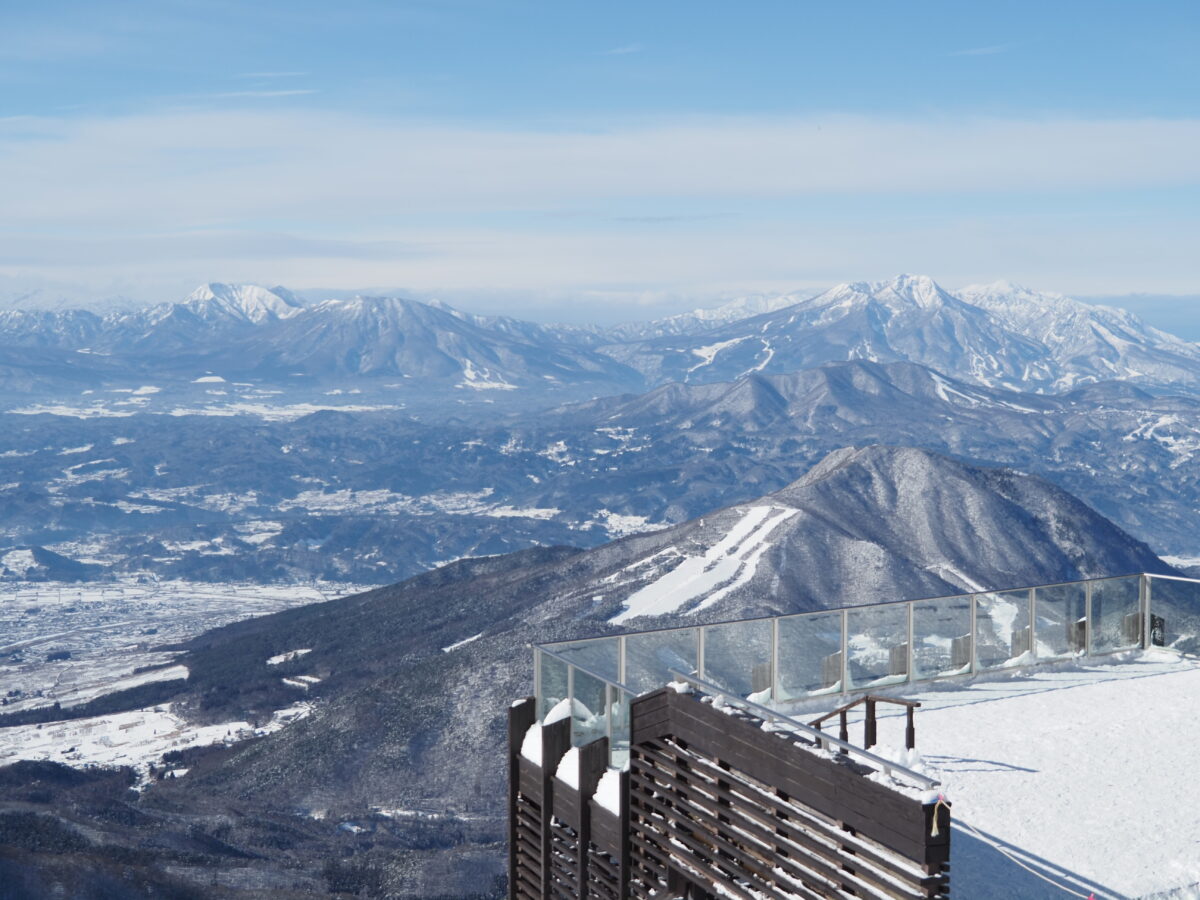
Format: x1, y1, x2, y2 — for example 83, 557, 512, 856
533, 572, 1200, 770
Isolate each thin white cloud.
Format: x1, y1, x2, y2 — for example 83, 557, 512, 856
4, 110, 1195, 223
950, 42, 1018, 57
1, 110, 1198, 302
603, 44, 642, 55
208, 89, 317, 99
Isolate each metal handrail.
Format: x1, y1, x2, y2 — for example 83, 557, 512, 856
536, 570, 1199, 650
537, 645, 637, 695
667, 669, 940, 791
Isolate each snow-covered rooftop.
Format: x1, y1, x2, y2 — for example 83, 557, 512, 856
793, 651, 1200, 899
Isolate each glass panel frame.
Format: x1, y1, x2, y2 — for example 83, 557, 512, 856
700, 618, 773, 700
911, 595, 974, 680
569, 666, 609, 746
1090, 575, 1142, 654
845, 602, 910, 690
776, 610, 845, 699
609, 688, 631, 768
624, 627, 697, 696
1147, 575, 1200, 654
550, 636, 620, 682
975, 589, 1033, 670
1032, 582, 1087, 659
538, 650, 569, 720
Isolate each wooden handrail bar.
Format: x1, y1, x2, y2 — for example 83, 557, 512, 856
809, 694, 921, 753
807, 694, 920, 727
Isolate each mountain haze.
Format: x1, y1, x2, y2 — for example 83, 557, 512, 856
1, 275, 1198, 405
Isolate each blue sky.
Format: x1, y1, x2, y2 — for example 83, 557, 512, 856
2, 0, 1199, 321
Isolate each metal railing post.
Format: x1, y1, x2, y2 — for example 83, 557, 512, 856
969, 593, 978, 675
618, 634, 627, 685
533, 647, 542, 714
906, 601, 915, 683
697, 627, 706, 682
566, 664, 574, 741
840, 608, 849, 695
1084, 581, 1093, 656
770, 617, 780, 704
605, 683, 613, 747
1141, 574, 1151, 650
1029, 588, 1038, 660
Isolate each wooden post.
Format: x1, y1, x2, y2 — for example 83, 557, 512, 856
508, 697, 537, 900
577, 737, 609, 898
540, 717, 571, 900
906, 706, 915, 751
838, 709, 849, 754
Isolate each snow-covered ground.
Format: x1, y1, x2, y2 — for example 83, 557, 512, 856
0, 581, 369, 784
0, 701, 312, 783
0, 581, 371, 714
791, 651, 1200, 899
609, 505, 798, 623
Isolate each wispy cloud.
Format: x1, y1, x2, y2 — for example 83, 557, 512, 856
235, 71, 308, 79
602, 44, 642, 56
2, 110, 1199, 301
208, 89, 317, 99
950, 42, 1018, 57
6, 111, 1199, 221
614, 213, 734, 224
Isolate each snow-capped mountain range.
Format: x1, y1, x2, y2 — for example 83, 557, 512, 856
602, 274, 1200, 394
1, 275, 1198, 402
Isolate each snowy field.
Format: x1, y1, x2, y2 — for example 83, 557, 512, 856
792, 651, 1200, 899
0, 581, 371, 714
0, 700, 313, 782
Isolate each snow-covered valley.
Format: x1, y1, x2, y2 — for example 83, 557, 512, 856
0, 581, 368, 718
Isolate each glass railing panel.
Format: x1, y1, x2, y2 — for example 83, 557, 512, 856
1033, 582, 1087, 658
610, 689, 631, 769
570, 666, 610, 747
538, 650, 569, 719
912, 595, 973, 680
846, 603, 910, 689
549, 636, 620, 682
777, 611, 844, 699
976, 589, 1033, 669
1147, 576, 1200, 654
701, 618, 773, 701
1090, 575, 1143, 653
625, 627, 697, 695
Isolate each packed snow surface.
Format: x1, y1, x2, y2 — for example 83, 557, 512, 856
795, 652, 1200, 899
609, 505, 798, 623
0, 702, 312, 783
520, 722, 542, 766
555, 746, 580, 789
593, 767, 623, 814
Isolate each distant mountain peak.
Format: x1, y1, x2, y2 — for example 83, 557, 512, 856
825, 274, 953, 309
183, 283, 304, 324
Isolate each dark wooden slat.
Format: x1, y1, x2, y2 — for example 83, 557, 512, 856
629, 817, 772, 900
662, 702, 933, 861
629, 759, 922, 900
630, 787, 821, 900
652, 740, 942, 893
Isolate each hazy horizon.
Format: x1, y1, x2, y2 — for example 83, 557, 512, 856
3, 1, 1199, 322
